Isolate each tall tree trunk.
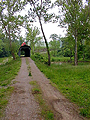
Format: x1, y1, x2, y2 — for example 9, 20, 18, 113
12, 53, 16, 60
28, 0, 50, 65
70, 48, 72, 63
32, 45, 34, 55
9, 30, 16, 60
74, 33, 78, 66
10, 44, 16, 60
1, 13, 16, 60
38, 16, 51, 66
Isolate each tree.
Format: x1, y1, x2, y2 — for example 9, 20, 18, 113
0, 29, 10, 57
86, 0, 90, 17
50, 34, 59, 41
64, 0, 82, 65
26, 26, 41, 54
27, 0, 54, 65
49, 40, 60, 56
56, 0, 90, 65
0, 30, 5, 55
0, 0, 25, 59
35, 39, 45, 53
49, 34, 60, 56
19, 36, 24, 46
61, 35, 74, 62
0, 40, 4, 55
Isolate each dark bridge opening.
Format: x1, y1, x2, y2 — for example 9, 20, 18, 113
18, 42, 31, 57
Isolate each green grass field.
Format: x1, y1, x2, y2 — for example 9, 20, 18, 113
0, 57, 21, 86
0, 57, 7, 63
0, 57, 21, 117
0, 57, 13, 64
31, 54, 90, 118
51, 56, 72, 62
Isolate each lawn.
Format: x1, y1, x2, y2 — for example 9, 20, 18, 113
0, 57, 13, 64
0, 57, 21, 117
51, 56, 73, 62
0, 57, 21, 86
31, 54, 90, 118
0, 57, 7, 63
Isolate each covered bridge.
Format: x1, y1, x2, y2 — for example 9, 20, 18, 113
18, 42, 31, 57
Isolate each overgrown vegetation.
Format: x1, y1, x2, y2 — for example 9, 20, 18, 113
29, 81, 54, 120
31, 52, 74, 63
0, 57, 13, 65
0, 57, 21, 118
31, 54, 90, 118
31, 53, 48, 64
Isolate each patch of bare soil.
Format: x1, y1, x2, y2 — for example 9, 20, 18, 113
28, 58, 85, 120
3, 58, 41, 120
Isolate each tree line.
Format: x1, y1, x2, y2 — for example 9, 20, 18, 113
0, 0, 90, 66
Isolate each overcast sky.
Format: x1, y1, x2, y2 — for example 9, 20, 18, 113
20, 0, 67, 42
20, 0, 87, 42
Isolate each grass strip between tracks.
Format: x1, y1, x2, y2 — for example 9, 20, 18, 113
29, 81, 54, 120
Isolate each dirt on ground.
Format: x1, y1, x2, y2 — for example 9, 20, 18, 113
3, 57, 85, 120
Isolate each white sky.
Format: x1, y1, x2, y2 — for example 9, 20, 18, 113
20, 0, 67, 42
20, 0, 87, 42
20, 17, 67, 42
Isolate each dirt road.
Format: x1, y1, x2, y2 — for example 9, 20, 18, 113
3, 58, 40, 120
3, 57, 85, 120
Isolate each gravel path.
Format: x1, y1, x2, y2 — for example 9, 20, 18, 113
3, 57, 40, 120
3, 57, 85, 120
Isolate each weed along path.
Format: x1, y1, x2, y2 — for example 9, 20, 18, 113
3, 57, 85, 120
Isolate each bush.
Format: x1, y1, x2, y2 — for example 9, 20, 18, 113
31, 53, 48, 64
